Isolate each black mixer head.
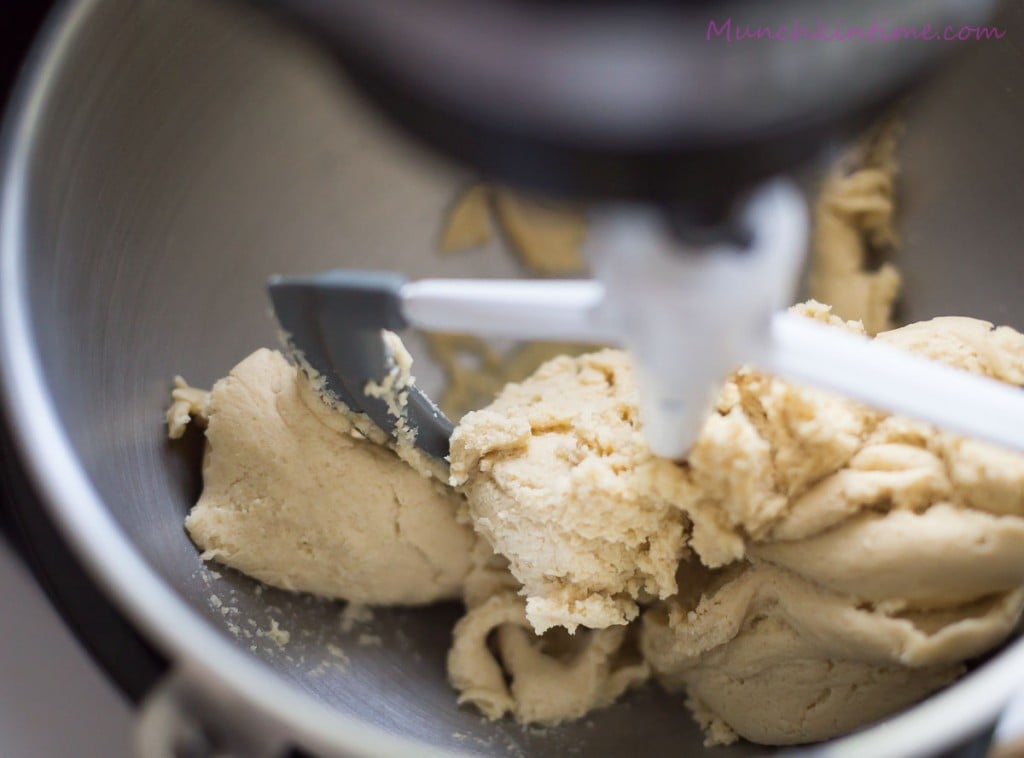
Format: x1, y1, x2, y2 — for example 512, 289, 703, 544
250, 0, 997, 224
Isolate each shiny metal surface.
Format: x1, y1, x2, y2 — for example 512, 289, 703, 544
2, 0, 1024, 755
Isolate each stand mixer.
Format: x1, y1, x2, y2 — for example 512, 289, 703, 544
4, 1, 1024, 756
257, 0, 1014, 460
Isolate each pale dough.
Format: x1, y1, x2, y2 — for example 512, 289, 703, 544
171, 348, 473, 605
438, 185, 493, 253
656, 307, 1024, 571
446, 538, 649, 725
449, 302, 1024, 744
170, 301, 1024, 744
449, 349, 688, 633
492, 190, 588, 275
438, 184, 587, 275
641, 562, 1024, 745
809, 123, 903, 335
651, 309, 1024, 744
167, 106, 1024, 744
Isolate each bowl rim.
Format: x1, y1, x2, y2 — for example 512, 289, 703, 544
0, 2, 439, 755
2, 2, 1024, 757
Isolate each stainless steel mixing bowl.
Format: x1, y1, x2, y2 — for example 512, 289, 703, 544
3, 1, 1024, 755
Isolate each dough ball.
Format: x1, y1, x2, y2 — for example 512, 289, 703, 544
447, 539, 649, 725
641, 562, 1024, 745
449, 350, 688, 633
179, 349, 474, 605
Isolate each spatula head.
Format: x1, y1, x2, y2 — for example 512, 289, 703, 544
268, 270, 453, 460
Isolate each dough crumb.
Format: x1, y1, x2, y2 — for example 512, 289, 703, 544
686, 696, 738, 747
267, 619, 290, 648
165, 376, 209, 439
340, 603, 375, 633
326, 643, 350, 671
439, 185, 493, 252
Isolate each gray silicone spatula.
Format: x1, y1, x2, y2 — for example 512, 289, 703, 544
270, 268, 1024, 464
269, 270, 454, 460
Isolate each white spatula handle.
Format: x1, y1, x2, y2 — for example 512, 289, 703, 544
401, 278, 1024, 454
402, 279, 614, 342
769, 312, 1024, 452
